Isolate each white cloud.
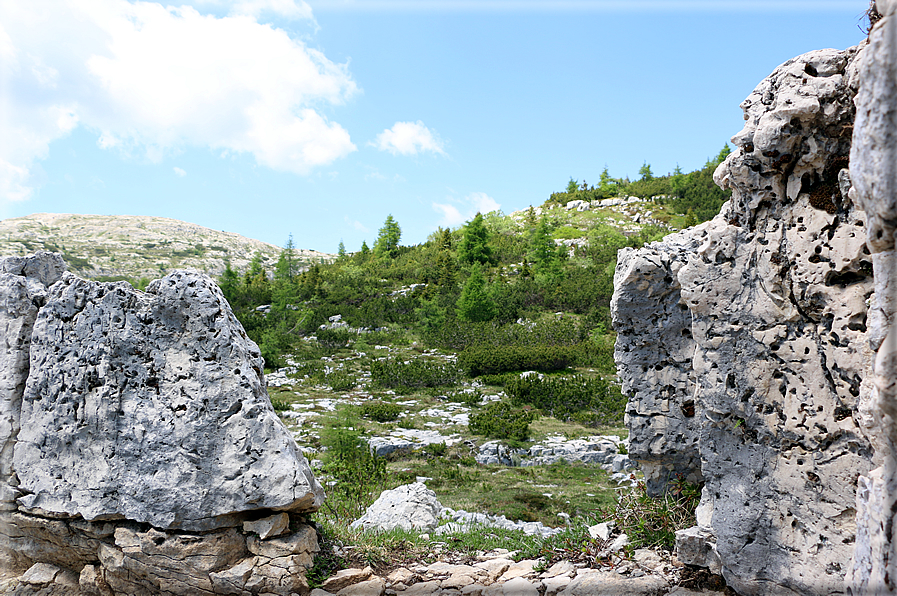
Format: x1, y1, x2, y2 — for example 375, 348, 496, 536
230, 0, 314, 19
174, 167, 187, 177
345, 216, 368, 232
432, 192, 501, 228
372, 121, 445, 156
432, 203, 464, 227
309, 0, 857, 12
0, 0, 357, 202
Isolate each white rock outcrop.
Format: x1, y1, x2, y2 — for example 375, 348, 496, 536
613, 46, 878, 595
0, 254, 324, 595
351, 483, 442, 533
846, 1, 897, 593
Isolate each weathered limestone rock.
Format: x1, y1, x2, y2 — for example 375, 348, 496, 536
0, 259, 324, 595
351, 483, 442, 532
13, 269, 323, 530
0, 252, 67, 512
613, 46, 878, 595
611, 228, 705, 494
846, 1, 897, 593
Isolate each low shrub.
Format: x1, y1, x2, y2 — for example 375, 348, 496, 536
468, 401, 537, 441
269, 398, 290, 411
458, 345, 577, 377
610, 476, 702, 550
360, 401, 403, 423
428, 316, 585, 351
504, 374, 626, 426
370, 358, 461, 389
317, 327, 353, 350
446, 390, 483, 408
291, 360, 326, 382
424, 442, 447, 457
326, 370, 357, 392
476, 373, 516, 387
318, 424, 389, 520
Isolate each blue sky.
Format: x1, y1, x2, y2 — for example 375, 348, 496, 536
0, 0, 869, 254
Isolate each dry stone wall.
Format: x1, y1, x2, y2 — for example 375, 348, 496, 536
613, 46, 880, 595
0, 252, 324, 595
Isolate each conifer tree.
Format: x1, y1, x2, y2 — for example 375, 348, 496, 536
458, 212, 494, 266
274, 235, 297, 282
374, 214, 401, 259
529, 216, 563, 275
456, 262, 496, 323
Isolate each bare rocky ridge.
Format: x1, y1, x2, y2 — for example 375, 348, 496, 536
0, 213, 334, 281
612, 45, 879, 595
0, 252, 324, 595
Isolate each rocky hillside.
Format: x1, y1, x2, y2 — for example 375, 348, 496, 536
0, 213, 334, 282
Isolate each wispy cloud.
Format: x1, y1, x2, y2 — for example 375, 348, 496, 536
0, 0, 357, 203
433, 191, 500, 227
309, 0, 857, 12
345, 216, 368, 232
372, 121, 446, 156
173, 166, 187, 177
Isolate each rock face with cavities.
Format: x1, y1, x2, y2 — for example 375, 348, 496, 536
613, 46, 879, 595
0, 253, 324, 595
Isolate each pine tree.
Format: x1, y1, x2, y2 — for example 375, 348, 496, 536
439, 228, 453, 251
525, 206, 537, 228
529, 216, 563, 275
274, 235, 297, 282
456, 262, 496, 322
337, 240, 347, 259
458, 212, 494, 266
374, 215, 402, 259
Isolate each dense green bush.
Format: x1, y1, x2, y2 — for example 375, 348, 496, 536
360, 401, 403, 423
317, 327, 353, 350
319, 425, 389, 520
429, 315, 585, 351
468, 401, 538, 442
370, 358, 461, 389
504, 374, 626, 426
458, 345, 578, 377
325, 370, 357, 392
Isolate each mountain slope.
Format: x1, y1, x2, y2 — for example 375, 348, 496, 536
0, 213, 333, 282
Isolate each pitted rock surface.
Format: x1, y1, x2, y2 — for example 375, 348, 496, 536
13, 269, 323, 531
845, 2, 897, 592
612, 46, 878, 595
0, 257, 324, 595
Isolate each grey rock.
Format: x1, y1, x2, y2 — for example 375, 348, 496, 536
558, 569, 667, 596
612, 46, 876, 596
846, 2, 897, 592
675, 526, 721, 575
12, 269, 323, 531
351, 482, 442, 532
0, 252, 67, 505
243, 512, 290, 540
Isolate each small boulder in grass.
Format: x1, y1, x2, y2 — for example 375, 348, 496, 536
350, 482, 442, 532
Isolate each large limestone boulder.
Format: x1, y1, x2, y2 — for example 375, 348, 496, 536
0, 258, 324, 595
13, 269, 323, 531
612, 46, 877, 595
